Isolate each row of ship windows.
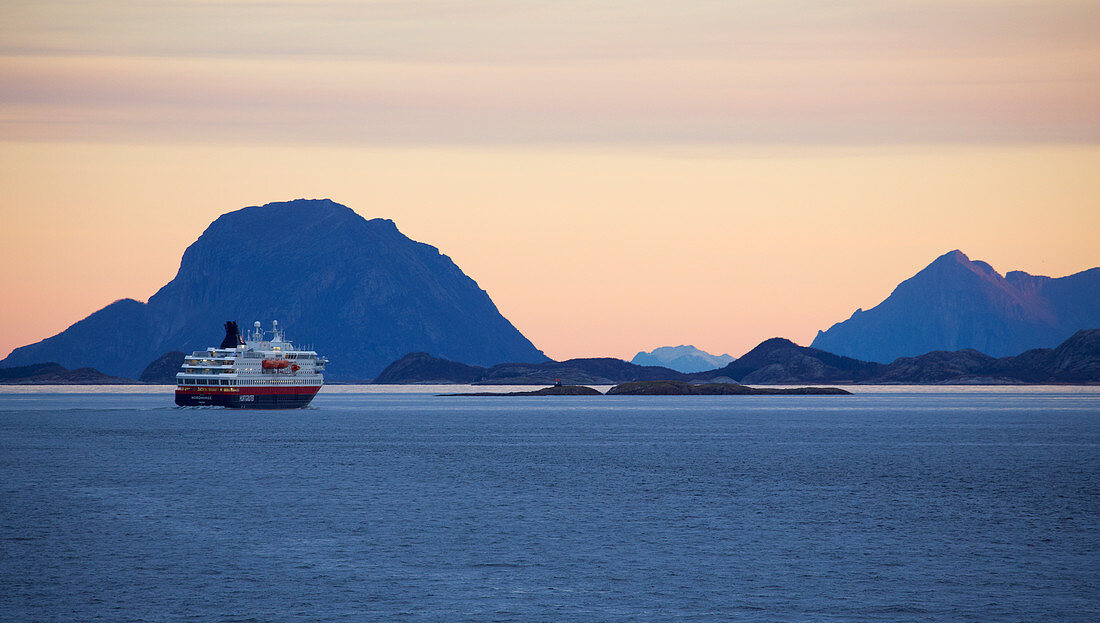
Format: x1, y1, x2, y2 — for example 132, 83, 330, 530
227, 353, 314, 360
178, 378, 319, 386
181, 367, 314, 374
189, 354, 315, 363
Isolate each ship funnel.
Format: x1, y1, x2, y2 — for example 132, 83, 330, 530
220, 321, 245, 348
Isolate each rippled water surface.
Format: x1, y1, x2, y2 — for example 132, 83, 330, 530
1, 387, 1098, 621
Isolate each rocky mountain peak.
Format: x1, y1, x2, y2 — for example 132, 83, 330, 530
2, 199, 547, 379
811, 251, 1099, 362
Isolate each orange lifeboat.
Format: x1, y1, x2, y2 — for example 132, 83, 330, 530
290, 364, 301, 372
262, 359, 291, 370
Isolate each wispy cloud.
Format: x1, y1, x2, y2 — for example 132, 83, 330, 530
1, 1, 1097, 144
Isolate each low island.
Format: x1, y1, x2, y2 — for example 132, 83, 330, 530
442, 381, 850, 396
606, 381, 851, 395
441, 385, 604, 396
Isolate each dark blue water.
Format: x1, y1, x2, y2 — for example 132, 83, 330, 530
1, 389, 1098, 621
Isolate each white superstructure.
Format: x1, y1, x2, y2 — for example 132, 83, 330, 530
175, 320, 326, 408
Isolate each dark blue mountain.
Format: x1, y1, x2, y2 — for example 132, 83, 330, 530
811, 250, 1100, 362
1, 199, 547, 379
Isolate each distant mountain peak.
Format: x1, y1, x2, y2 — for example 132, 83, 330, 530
226, 198, 356, 221
753, 337, 799, 350
939, 249, 969, 262
264, 197, 344, 208
811, 251, 1099, 362
922, 249, 1002, 281
630, 344, 734, 373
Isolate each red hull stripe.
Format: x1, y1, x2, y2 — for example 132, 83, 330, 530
176, 386, 321, 396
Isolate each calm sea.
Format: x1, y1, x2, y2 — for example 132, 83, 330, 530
1, 386, 1097, 622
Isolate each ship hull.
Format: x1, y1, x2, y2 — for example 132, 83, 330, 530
175, 386, 320, 409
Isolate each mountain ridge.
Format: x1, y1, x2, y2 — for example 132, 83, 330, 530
374, 330, 1099, 385
811, 250, 1099, 362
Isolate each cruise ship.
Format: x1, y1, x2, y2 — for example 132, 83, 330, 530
175, 320, 326, 408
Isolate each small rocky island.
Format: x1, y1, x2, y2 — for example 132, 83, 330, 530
442, 385, 604, 396
606, 381, 851, 395
443, 381, 850, 396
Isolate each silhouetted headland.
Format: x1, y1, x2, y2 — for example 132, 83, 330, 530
0, 363, 136, 385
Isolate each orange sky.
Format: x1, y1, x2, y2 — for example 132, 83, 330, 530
1, 2, 1098, 362
2, 142, 1097, 361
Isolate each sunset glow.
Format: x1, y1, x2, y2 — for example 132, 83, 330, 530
1, 1, 1098, 362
